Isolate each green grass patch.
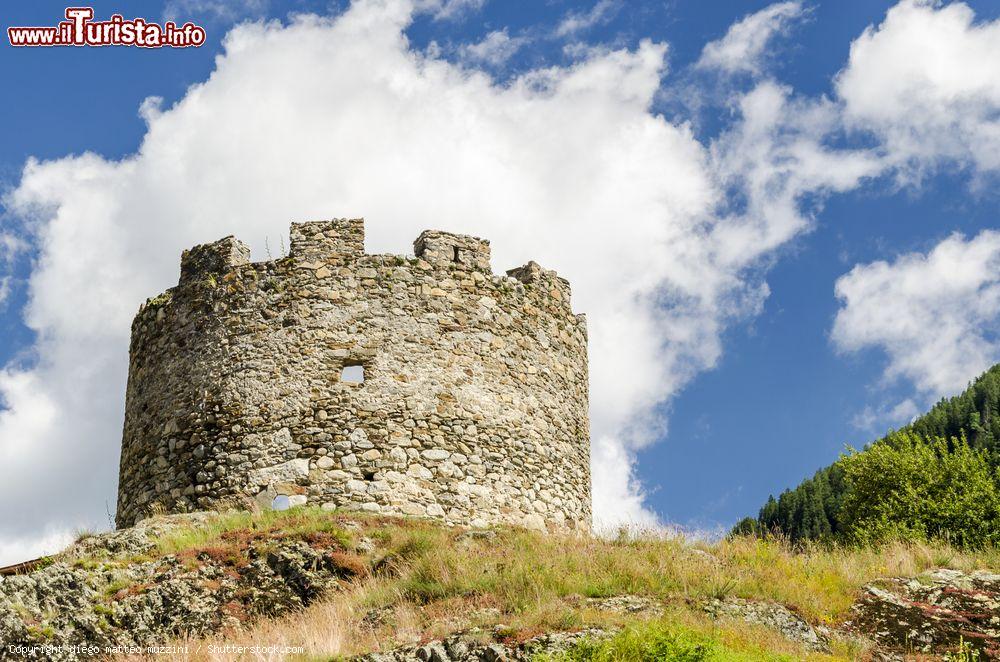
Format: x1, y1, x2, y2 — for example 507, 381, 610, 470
155, 507, 352, 557
103, 577, 134, 597
534, 621, 793, 662
93, 604, 114, 617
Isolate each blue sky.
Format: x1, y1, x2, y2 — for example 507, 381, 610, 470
2, 0, 1000, 560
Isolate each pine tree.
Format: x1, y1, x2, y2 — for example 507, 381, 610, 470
737, 363, 1000, 543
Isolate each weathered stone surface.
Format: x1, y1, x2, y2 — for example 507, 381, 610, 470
584, 594, 663, 616
844, 568, 1000, 658
705, 597, 830, 653
248, 456, 310, 487
353, 627, 613, 661
117, 218, 591, 533
0, 514, 358, 662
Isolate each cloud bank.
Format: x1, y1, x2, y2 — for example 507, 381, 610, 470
830, 0, 1000, 421
2, 0, 828, 562
4, 0, 1000, 563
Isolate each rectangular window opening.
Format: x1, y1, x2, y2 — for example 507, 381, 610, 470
453, 246, 462, 263
341, 364, 365, 384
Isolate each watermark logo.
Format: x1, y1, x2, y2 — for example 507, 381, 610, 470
8, 7, 206, 48
7, 643, 306, 658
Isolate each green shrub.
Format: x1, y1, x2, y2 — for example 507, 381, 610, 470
838, 432, 1000, 547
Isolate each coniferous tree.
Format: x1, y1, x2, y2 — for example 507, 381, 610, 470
758, 495, 778, 534
736, 363, 1000, 544
731, 517, 759, 536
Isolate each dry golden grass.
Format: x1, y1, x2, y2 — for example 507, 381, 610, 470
118, 509, 1000, 661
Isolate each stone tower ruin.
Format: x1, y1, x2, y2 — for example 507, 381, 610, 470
117, 218, 591, 532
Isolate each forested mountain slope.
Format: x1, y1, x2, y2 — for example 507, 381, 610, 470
740, 363, 1000, 543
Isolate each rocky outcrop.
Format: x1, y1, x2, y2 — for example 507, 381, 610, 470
0, 514, 361, 661
845, 568, 1000, 658
6, 512, 1000, 662
354, 627, 614, 662
584, 594, 663, 616
704, 597, 831, 653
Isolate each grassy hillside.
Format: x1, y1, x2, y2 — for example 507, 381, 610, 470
82, 509, 997, 660
739, 363, 1000, 544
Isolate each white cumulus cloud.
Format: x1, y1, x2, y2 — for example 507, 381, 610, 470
833, 231, 1000, 402
709, 81, 883, 264
828, 1, 1000, 421
837, 0, 1000, 180
697, 1, 805, 76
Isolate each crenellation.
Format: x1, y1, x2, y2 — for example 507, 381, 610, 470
179, 236, 250, 286
117, 217, 590, 534
506, 261, 573, 308
290, 218, 365, 264
414, 230, 491, 272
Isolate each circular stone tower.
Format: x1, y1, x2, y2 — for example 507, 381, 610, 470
116, 218, 590, 532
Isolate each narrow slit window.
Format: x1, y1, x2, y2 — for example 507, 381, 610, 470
341, 364, 365, 383
271, 494, 290, 511
453, 246, 462, 263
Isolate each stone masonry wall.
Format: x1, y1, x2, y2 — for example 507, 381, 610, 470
116, 219, 590, 533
